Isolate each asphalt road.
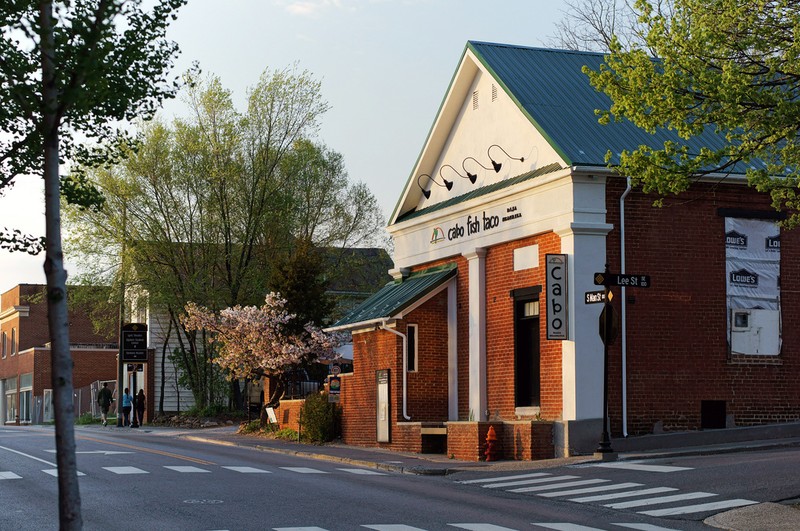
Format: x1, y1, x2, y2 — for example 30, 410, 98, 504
2, 425, 796, 530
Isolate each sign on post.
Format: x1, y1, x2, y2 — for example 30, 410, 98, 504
594, 272, 651, 288
546, 254, 568, 340
121, 323, 148, 362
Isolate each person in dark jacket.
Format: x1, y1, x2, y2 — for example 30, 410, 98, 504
97, 382, 113, 427
135, 389, 146, 426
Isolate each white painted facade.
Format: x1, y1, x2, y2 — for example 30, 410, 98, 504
388, 46, 613, 452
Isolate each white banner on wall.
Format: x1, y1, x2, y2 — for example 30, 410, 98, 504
725, 218, 780, 310
725, 218, 781, 355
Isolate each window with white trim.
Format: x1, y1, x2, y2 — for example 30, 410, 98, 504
1, 331, 6, 359
406, 324, 418, 372
10, 328, 16, 356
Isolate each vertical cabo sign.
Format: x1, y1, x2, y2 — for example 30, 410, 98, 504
546, 254, 568, 340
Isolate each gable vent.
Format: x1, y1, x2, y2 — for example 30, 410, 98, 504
492, 84, 498, 102
472, 90, 479, 110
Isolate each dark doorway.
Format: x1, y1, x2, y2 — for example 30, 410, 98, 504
514, 293, 541, 408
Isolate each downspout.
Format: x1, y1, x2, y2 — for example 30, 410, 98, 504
620, 177, 632, 438
380, 322, 411, 420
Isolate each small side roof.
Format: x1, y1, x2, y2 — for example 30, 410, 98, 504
325, 264, 457, 332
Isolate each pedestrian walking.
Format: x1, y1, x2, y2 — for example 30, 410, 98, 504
97, 382, 113, 427
121, 387, 133, 427
135, 389, 146, 426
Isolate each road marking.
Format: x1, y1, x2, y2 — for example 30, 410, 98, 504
77, 435, 215, 465
0, 444, 57, 467
164, 465, 210, 473
338, 468, 386, 475
604, 492, 716, 509
363, 526, 428, 531
280, 467, 328, 474
222, 466, 271, 474
104, 466, 148, 475
538, 482, 644, 497
592, 462, 692, 473
459, 472, 551, 484
570, 487, 677, 503
274, 528, 329, 531
449, 524, 519, 531
45, 450, 133, 455
43, 469, 85, 477
532, 524, 610, 530
483, 475, 579, 488
612, 524, 683, 530
511, 479, 609, 493
0, 471, 22, 479
638, 498, 759, 516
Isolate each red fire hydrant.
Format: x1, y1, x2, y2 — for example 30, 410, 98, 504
484, 425, 499, 461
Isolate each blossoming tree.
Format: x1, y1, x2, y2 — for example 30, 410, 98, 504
182, 293, 343, 420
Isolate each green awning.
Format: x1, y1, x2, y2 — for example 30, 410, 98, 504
326, 264, 457, 331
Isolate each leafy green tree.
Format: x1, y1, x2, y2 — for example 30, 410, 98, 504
66, 69, 385, 411
585, 0, 800, 225
1, 1, 185, 527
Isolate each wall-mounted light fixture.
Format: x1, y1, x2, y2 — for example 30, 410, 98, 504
417, 173, 453, 199
462, 156, 496, 183
488, 144, 525, 173
440, 164, 476, 184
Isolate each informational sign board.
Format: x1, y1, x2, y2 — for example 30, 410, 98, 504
328, 376, 341, 403
546, 254, 568, 340
266, 407, 277, 424
121, 323, 148, 362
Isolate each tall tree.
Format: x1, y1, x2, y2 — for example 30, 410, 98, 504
585, 0, 800, 225
548, 0, 645, 52
1, 1, 185, 527
66, 69, 386, 410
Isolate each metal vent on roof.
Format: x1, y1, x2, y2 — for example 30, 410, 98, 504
472, 90, 478, 110
492, 84, 497, 102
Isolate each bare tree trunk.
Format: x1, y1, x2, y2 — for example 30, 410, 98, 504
40, 1, 83, 528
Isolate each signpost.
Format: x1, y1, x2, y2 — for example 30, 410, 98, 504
593, 266, 650, 459
120, 323, 147, 427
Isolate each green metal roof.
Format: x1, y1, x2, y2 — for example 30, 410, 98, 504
397, 162, 563, 224
327, 264, 457, 330
467, 41, 763, 173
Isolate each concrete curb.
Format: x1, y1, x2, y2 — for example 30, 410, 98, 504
180, 435, 450, 475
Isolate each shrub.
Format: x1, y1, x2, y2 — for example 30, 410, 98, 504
299, 391, 338, 443
274, 428, 298, 440
75, 412, 97, 425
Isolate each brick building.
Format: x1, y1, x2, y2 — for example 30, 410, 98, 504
327, 42, 800, 460
0, 284, 117, 424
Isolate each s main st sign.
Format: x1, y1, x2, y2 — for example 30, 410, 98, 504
546, 254, 568, 340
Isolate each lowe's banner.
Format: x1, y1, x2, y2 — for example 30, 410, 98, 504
725, 218, 780, 310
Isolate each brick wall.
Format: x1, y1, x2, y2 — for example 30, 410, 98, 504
484, 233, 563, 421
604, 179, 800, 434
32, 348, 118, 395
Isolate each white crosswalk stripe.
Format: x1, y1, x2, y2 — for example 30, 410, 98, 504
459, 472, 551, 484
279, 467, 328, 474
337, 468, 386, 475
363, 526, 428, 531
612, 524, 683, 530
0, 471, 22, 479
589, 462, 692, 473
457, 470, 758, 520
484, 475, 579, 488
103, 466, 148, 475
510, 478, 610, 493
604, 492, 717, 509
222, 466, 271, 473
43, 469, 85, 477
531, 524, 608, 530
570, 487, 678, 503
164, 465, 210, 473
538, 482, 644, 498
638, 498, 759, 516
448, 525, 519, 531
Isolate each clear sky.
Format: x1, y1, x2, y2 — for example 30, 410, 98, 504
0, 0, 569, 294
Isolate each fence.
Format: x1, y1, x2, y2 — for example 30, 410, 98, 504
35, 380, 118, 424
